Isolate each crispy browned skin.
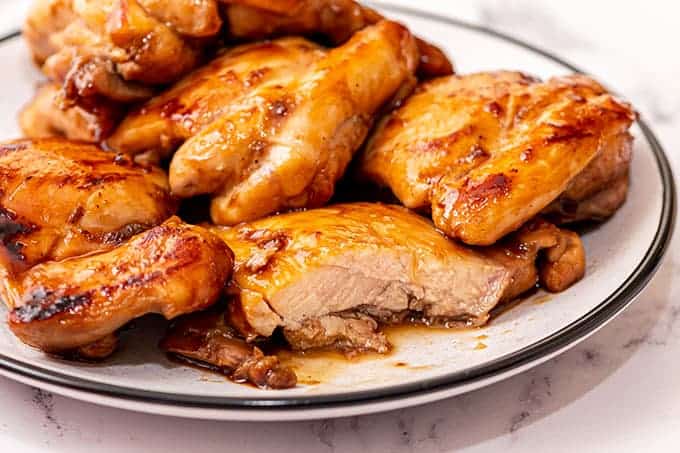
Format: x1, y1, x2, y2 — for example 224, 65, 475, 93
7, 217, 233, 353
170, 21, 419, 225
26, 0, 204, 104
23, 0, 77, 64
221, 0, 454, 78
358, 71, 636, 245
0, 138, 176, 277
483, 218, 586, 302
19, 83, 123, 142
25, 0, 450, 109
544, 131, 633, 223
161, 308, 297, 389
107, 37, 327, 160
138, 0, 222, 37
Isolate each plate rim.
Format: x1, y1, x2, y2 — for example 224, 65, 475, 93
0, 4, 675, 411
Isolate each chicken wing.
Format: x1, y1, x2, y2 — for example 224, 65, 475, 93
7, 217, 233, 354
221, 0, 454, 77
357, 71, 636, 245
0, 138, 176, 277
168, 21, 418, 225
206, 203, 583, 354
106, 37, 327, 160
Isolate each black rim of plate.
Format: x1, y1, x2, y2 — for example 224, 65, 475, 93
0, 4, 676, 411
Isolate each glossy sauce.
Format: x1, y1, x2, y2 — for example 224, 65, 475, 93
176, 291, 548, 386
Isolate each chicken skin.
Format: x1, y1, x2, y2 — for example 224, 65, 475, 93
0, 138, 176, 277
20, 83, 123, 142
543, 130, 633, 224
221, 0, 454, 78
23, 0, 76, 65
22, 0, 450, 145
25, 0, 448, 106
7, 217, 233, 354
205, 203, 584, 354
482, 217, 585, 302
24, 0, 211, 115
170, 21, 419, 225
107, 37, 327, 160
357, 71, 636, 245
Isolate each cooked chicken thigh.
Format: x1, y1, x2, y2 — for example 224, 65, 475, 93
25, 0, 204, 104
25, 0, 448, 108
206, 203, 584, 354
20, 83, 123, 142
357, 71, 636, 245
170, 21, 419, 225
221, 0, 453, 77
22, 0, 450, 145
23, 0, 76, 64
136, 0, 222, 38
543, 130, 633, 223
0, 138, 176, 277
7, 217, 233, 354
107, 37, 327, 160
482, 217, 585, 302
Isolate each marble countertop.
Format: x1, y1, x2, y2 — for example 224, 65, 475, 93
1, 1, 679, 452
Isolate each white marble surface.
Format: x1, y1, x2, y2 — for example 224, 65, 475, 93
1, 0, 679, 451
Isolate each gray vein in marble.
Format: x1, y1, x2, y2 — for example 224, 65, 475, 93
32, 388, 63, 436
508, 373, 553, 434
397, 411, 415, 447
417, 417, 445, 452
310, 419, 336, 451
509, 411, 530, 433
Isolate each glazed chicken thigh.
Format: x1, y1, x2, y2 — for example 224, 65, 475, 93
24, 0, 451, 109
7, 217, 233, 354
357, 71, 636, 245
25, 0, 208, 101
168, 21, 419, 225
221, 0, 453, 78
20, 82, 123, 142
107, 37, 327, 161
12, 1, 624, 390
203, 203, 584, 354
0, 138, 176, 277
543, 130, 633, 224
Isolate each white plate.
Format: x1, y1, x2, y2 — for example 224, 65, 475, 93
0, 4, 674, 421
